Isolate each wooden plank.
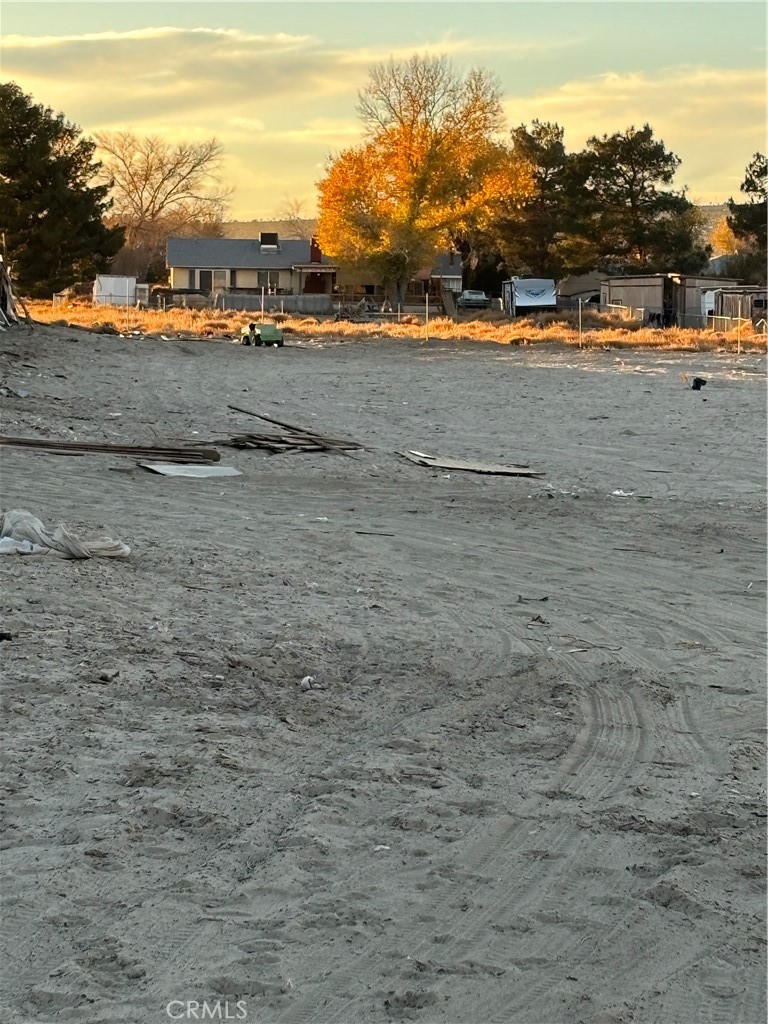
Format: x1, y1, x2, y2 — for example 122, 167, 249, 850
227, 404, 329, 439
400, 451, 543, 477
227, 404, 365, 449
0, 435, 220, 463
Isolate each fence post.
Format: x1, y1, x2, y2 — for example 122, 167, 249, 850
425, 293, 429, 342
578, 298, 583, 348
737, 298, 742, 355
261, 287, 265, 322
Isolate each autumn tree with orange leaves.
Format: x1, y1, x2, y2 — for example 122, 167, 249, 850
316, 55, 533, 303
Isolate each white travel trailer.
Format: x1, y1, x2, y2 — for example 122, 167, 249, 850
502, 277, 557, 316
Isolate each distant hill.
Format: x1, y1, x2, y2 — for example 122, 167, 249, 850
224, 206, 729, 240
224, 219, 317, 240
223, 208, 728, 249
697, 204, 729, 235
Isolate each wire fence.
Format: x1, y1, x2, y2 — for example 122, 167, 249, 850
557, 298, 766, 333
48, 288, 767, 337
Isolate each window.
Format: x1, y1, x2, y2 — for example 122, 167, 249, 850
257, 271, 280, 289
198, 269, 229, 291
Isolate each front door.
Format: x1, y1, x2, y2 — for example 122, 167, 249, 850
303, 273, 325, 294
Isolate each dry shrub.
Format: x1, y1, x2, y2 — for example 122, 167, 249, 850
467, 308, 508, 324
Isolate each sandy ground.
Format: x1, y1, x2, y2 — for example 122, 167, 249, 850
1, 324, 766, 1024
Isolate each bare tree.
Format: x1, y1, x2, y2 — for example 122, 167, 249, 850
357, 55, 504, 144
94, 132, 232, 277
275, 196, 316, 240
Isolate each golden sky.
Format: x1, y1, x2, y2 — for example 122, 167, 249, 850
2, 2, 765, 219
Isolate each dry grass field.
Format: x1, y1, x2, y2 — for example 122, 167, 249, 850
29, 299, 768, 353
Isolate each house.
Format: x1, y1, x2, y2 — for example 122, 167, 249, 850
335, 250, 463, 306
165, 233, 338, 313
420, 251, 463, 297
600, 273, 742, 326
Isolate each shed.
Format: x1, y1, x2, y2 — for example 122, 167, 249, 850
600, 273, 741, 326
93, 275, 137, 307
712, 286, 767, 321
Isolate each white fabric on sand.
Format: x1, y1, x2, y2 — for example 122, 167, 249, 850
0, 509, 130, 558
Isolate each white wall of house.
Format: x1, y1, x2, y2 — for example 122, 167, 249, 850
169, 267, 296, 292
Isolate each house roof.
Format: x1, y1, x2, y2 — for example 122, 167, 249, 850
166, 236, 327, 269
431, 251, 462, 276
412, 250, 462, 280
602, 273, 741, 285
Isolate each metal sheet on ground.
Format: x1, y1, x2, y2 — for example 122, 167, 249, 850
140, 463, 242, 478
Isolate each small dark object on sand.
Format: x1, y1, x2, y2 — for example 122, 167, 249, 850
691, 377, 707, 391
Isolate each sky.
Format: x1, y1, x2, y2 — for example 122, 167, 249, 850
1, 1, 766, 220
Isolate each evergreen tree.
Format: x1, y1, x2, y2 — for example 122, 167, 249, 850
726, 153, 767, 282
493, 121, 577, 278
0, 82, 123, 297
571, 124, 710, 274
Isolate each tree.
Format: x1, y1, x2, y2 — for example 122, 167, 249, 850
0, 82, 123, 297
492, 121, 579, 278
726, 153, 767, 282
274, 197, 316, 240
94, 131, 231, 280
316, 55, 533, 302
569, 125, 709, 274
709, 214, 738, 256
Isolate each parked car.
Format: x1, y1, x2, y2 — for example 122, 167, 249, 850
456, 289, 490, 309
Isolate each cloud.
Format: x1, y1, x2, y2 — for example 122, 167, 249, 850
266, 117, 362, 144
2, 26, 313, 52
503, 66, 766, 200
0, 26, 358, 129
2, 26, 764, 215
0, 25, 581, 131
335, 35, 583, 67
229, 116, 268, 133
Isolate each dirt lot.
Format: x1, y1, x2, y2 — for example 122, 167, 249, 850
1, 324, 766, 1024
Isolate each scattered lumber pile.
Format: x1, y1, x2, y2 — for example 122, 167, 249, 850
0, 435, 221, 463
224, 405, 365, 454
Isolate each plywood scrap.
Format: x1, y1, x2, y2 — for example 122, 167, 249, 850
400, 450, 544, 477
